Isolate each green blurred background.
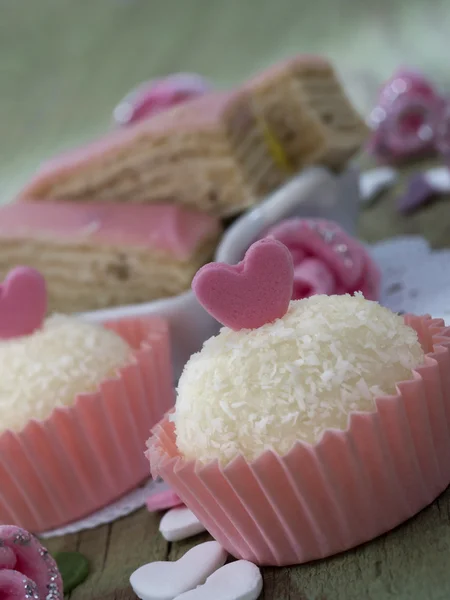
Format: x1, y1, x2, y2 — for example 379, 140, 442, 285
1, 0, 449, 202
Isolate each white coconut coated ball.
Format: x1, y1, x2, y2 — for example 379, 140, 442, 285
174, 293, 424, 464
0, 315, 131, 432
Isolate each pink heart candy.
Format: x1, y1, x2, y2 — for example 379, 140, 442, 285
146, 489, 184, 512
192, 239, 293, 331
0, 267, 47, 339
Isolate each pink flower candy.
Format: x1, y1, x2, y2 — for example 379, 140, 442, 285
113, 73, 212, 126
434, 101, 450, 161
265, 218, 380, 301
0, 526, 63, 600
367, 68, 446, 163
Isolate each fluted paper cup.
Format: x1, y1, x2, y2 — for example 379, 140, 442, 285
0, 316, 174, 533
147, 315, 450, 566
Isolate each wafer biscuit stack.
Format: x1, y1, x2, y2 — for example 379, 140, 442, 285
244, 56, 369, 171
0, 202, 221, 313
17, 56, 368, 217
18, 93, 255, 217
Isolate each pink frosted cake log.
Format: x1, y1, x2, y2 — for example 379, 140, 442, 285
0, 525, 63, 599
14, 91, 261, 217
0, 201, 221, 313
16, 56, 368, 216
0, 201, 219, 261
19, 91, 233, 187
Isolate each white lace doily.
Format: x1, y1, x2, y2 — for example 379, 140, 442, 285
39, 235, 450, 539
39, 478, 170, 539
371, 235, 450, 322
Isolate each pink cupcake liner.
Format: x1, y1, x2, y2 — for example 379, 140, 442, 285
0, 316, 174, 533
147, 315, 450, 566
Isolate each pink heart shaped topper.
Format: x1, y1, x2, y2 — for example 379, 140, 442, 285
0, 266, 47, 340
192, 239, 294, 331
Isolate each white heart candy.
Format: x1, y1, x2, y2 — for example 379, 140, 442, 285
130, 541, 228, 600
159, 507, 206, 542
423, 166, 450, 193
173, 560, 263, 600
359, 167, 398, 203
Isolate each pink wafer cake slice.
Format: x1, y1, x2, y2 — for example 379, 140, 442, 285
0, 201, 221, 313
16, 56, 367, 214
16, 92, 259, 217
243, 55, 370, 171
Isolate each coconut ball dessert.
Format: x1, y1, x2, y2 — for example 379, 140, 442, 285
148, 239, 450, 566
0, 314, 131, 432
174, 292, 424, 464
0, 266, 173, 533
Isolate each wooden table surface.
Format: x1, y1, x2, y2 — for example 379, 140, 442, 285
3, 1, 450, 598
44, 487, 450, 600
46, 491, 450, 600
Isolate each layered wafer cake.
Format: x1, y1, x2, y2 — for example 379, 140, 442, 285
17, 56, 368, 216
17, 92, 255, 217
243, 56, 370, 171
0, 202, 221, 313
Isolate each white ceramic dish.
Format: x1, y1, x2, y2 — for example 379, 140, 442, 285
79, 166, 360, 379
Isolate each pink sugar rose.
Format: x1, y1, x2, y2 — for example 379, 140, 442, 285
265, 218, 380, 301
0, 526, 63, 600
367, 68, 446, 163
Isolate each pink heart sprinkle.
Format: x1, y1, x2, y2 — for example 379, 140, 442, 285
0, 267, 47, 340
146, 490, 184, 512
192, 239, 293, 331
